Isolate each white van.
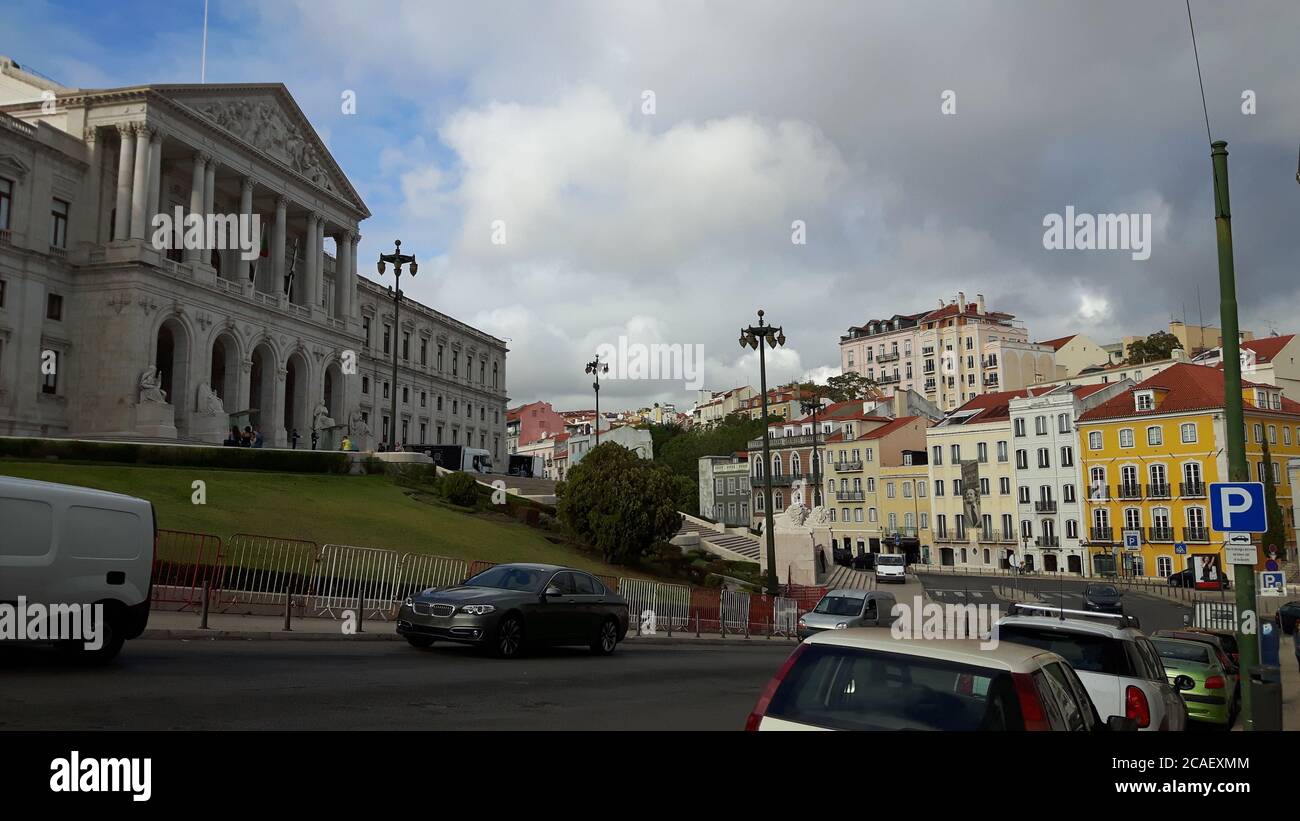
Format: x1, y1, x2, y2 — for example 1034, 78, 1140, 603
0, 476, 155, 661
874, 554, 907, 583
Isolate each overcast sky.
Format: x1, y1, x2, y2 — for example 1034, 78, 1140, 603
9, 0, 1300, 411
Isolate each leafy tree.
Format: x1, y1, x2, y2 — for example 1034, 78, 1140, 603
1125, 331, 1181, 364
823, 371, 878, 402
1261, 439, 1289, 559
556, 442, 681, 564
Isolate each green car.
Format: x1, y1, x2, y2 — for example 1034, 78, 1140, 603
1152, 637, 1239, 729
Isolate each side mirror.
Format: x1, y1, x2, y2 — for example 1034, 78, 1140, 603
1106, 715, 1139, 732
542, 585, 562, 598
1173, 674, 1196, 692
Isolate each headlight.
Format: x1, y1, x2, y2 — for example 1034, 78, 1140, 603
403, 597, 413, 607
797, 619, 807, 629
835, 622, 849, 629
460, 604, 496, 616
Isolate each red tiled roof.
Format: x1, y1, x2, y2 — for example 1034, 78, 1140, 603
920, 302, 1015, 323
1037, 334, 1078, 351
1069, 383, 1113, 399
1244, 334, 1294, 363
860, 416, 921, 440
947, 388, 1036, 423
1078, 363, 1300, 422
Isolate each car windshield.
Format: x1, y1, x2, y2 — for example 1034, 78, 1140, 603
877, 556, 905, 567
1153, 640, 1210, 665
766, 645, 1023, 730
996, 624, 1133, 675
1087, 585, 1118, 597
463, 565, 548, 592
814, 596, 865, 616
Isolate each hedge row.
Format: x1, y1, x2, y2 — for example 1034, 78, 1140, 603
0, 437, 351, 474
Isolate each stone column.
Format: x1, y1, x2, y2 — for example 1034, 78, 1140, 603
186, 151, 207, 263
314, 216, 326, 312
203, 159, 216, 216
272, 196, 287, 295
239, 176, 254, 285
304, 212, 319, 308
271, 366, 289, 447
79, 127, 102, 247
336, 230, 354, 319
129, 124, 152, 240
350, 233, 361, 318
146, 128, 163, 224
113, 124, 135, 242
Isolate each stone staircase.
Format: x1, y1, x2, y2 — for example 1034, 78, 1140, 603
675, 516, 762, 562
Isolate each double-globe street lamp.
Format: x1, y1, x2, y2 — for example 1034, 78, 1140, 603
585, 356, 609, 446
377, 240, 417, 450
799, 397, 823, 509
740, 309, 786, 595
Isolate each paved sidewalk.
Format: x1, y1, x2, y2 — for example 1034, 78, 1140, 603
141, 609, 799, 647
1282, 648, 1299, 731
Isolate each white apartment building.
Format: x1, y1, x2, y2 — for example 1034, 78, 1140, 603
840, 292, 1056, 413
1008, 380, 1131, 574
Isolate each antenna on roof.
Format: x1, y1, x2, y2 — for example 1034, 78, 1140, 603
200, 0, 209, 83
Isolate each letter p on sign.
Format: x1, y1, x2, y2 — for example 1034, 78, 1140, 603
1210, 482, 1267, 533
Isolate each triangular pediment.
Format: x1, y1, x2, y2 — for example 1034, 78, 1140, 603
156, 85, 368, 217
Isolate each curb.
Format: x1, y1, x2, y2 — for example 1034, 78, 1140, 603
141, 629, 803, 647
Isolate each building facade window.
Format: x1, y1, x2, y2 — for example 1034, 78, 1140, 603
50, 198, 69, 248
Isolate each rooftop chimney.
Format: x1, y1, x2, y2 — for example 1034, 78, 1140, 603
976, 293, 986, 314
958, 291, 966, 310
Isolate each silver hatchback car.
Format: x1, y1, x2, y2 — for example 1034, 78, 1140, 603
798, 589, 897, 640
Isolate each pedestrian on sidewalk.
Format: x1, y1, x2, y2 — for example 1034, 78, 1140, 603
290, 428, 300, 449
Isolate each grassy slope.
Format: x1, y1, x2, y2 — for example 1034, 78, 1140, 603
0, 460, 624, 576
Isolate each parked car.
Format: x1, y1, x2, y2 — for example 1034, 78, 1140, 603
1151, 637, 1239, 729
995, 608, 1187, 731
0, 477, 156, 663
874, 554, 907, 584
797, 590, 896, 639
396, 563, 629, 658
746, 631, 1138, 731
851, 551, 876, 571
1152, 629, 1240, 674
1277, 600, 1300, 635
1167, 568, 1230, 590
1083, 583, 1124, 614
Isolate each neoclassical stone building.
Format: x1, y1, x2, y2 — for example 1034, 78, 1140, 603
0, 56, 508, 455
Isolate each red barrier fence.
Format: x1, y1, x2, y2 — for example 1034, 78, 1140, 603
152, 529, 224, 608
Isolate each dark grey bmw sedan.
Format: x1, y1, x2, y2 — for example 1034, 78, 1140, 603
396, 563, 630, 658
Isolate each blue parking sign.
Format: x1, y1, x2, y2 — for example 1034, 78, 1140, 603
1260, 571, 1285, 593
1174, 542, 1187, 555
1209, 482, 1267, 533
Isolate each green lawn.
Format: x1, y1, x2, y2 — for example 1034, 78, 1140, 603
0, 460, 626, 576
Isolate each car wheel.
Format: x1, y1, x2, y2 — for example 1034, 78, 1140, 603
591, 617, 619, 656
405, 635, 436, 649
57, 615, 124, 665
493, 614, 525, 658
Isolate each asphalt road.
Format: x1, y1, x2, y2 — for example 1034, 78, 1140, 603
0, 639, 794, 730
915, 572, 1193, 632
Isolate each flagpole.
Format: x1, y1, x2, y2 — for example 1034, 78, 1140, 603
200, 0, 209, 83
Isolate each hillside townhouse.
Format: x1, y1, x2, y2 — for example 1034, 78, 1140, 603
1077, 364, 1300, 579
505, 400, 566, 453
926, 389, 1027, 569
740, 384, 818, 421
840, 292, 1056, 413
1192, 334, 1300, 400
878, 447, 932, 563
699, 454, 751, 526
1037, 333, 1111, 379
692, 386, 754, 426
1008, 380, 1132, 574
819, 416, 929, 561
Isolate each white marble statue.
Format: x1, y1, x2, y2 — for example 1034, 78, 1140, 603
313, 402, 335, 432
138, 366, 167, 404
348, 409, 369, 437
806, 505, 831, 527
196, 380, 225, 415
782, 496, 809, 529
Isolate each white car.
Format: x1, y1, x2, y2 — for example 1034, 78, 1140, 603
746, 629, 1138, 731
874, 554, 907, 584
0, 476, 156, 662
995, 606, 1188, 732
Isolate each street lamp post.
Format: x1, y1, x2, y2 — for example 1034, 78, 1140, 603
377, 240, 416, 450
740, 309, 786, 595
584, 356, 609, 446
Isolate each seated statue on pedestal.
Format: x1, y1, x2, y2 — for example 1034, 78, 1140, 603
196, 380, 225, 416
313, 402, 335, 432
138, 366, 167, 404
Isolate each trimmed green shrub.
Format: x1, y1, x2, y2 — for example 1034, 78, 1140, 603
440, 471, 480, 507
0, 436, 350, 473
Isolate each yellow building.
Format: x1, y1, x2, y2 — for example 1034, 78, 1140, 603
1077, 364, 1300, 578
879, 455, 932, 560
821, 416, 929, 560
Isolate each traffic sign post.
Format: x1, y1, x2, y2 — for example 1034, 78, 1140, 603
1121, 530, 1141, 551
1174, 542, 1187, 555
1210, 482, 1268, 533
1259, 571, 1286, 596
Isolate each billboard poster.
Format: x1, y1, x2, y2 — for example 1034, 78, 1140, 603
1189, 553, 1226, 590
961, 460, 981, 533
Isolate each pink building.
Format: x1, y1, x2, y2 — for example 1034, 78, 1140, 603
507, 401, 567, 449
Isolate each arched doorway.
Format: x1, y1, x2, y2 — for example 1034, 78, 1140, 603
210, 331, 240, 408
284, 350, 310, 439
155, 317, 190, 435
323, 360, 344, 422
250, 342, 276, 437
1067, 554, 1083, 574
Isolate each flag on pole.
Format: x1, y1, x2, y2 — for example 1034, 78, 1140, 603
284, 236, 299, 297
250, 229, 268, 283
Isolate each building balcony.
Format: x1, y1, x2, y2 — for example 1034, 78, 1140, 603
1088, 486, 1111, 501
1184, 526, 1210, 543
837, 490, 866, 502
1146, 483, 1171, 500
1034, 500, 1057, 514
1148, 526, 1175, 542
1180, 481, 1206, 498
877, 351, 901, 363
1117, 484, 1142, 501
747, 433, 818, 449
876, 373, 901, 385
1090, 526, 1114, 543
833, 460, 864, 472
1000, 531, 1018, 543
1035, 536, 1061, 548
886, 527, 919, 539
